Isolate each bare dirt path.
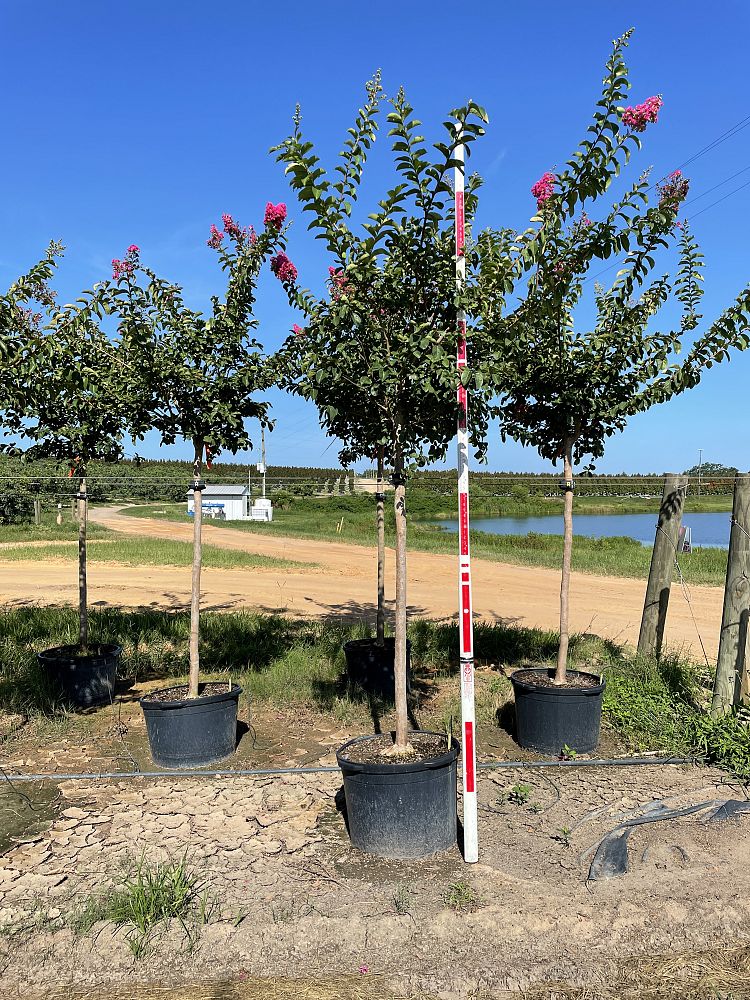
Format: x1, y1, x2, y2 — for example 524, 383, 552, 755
0, 505, 723, 659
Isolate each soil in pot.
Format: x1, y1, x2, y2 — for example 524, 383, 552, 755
37, 643, 122, 709
140, 682, 242, 769
343, 637, 412, 699
511, 667, 605, 756
336, 731, 459, 860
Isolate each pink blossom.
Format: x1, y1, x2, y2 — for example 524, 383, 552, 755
222, 213, 243, 239
264, 202, 287, 230
207, 224, 224, 250
270, 253, 297, 283
292, 323, 305, 337
622, 95, 663, 133
531, 172, 556, 209
358, 965, 369, 975
328, 265, 348, 298
127, 244, 140, 254
657, 169, 690, 211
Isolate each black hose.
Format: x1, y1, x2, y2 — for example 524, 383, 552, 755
0, 755, 703, 783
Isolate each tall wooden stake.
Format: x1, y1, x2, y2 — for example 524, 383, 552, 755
454, 124, 478, 863
78, 474, 89, 652
376, 447, 386, 646
189, 441, 204, 698
711, 472, 750, 715
637, 473, 688, 659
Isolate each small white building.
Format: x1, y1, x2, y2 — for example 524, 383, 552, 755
186, 484, 273, 522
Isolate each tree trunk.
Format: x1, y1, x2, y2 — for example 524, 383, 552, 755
392, 451, 410, 750
189, 441, 203, 699
376, 448, 385, 646
78, 473, 88, 653
555, 441, 574, 684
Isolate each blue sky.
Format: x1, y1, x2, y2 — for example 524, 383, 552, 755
2, 0, 749, 474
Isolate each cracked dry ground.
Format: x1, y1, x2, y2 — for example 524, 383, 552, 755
1, 710, 750, 997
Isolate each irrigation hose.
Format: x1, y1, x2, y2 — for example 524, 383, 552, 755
1, 755, 704, 783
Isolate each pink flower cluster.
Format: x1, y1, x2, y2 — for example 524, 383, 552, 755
657, 169, 690, 210
328, 265, 349, 298
270, 252, 297, 283
531, 172, 556, 209
622, 96, 662, 133
264, 202, 287, 230
207, 214, 257, 249
292, 323, 305, 337
112, 244, 139, 281
207, 224, 224, 250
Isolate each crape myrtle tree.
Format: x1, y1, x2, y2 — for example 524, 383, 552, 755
273, 76, 491, 752
475, 31, 750, 684
4, 259, 132, 653
0, 242, 63, 419
110, 207, 289, 698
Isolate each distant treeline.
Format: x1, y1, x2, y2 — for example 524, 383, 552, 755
0, 456, 736, 513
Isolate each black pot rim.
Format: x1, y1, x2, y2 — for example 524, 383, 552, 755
38, 643, 123, 665
510, 667, 605, 696
343, 637, 410, 650
337, 731, 459, 774
140, 683, 243, 711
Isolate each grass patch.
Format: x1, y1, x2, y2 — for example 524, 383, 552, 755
2, 607, 749, 780
442, 880, 480, 912
0, 537, 306, 570
72, 853, 212, 958
0, 513, 112, 544
122, 502, 728, 586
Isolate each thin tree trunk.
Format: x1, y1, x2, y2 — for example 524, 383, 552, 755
78, 473, 88, 653
392, 451, 409, 750
555, 440, 574, 684
189, 441, 203, 698
376, 447, 385, 647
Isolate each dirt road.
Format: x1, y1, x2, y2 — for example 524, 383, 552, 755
0, 506, 723, 659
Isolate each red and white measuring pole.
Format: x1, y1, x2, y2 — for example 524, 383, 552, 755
454, 126, 478, 863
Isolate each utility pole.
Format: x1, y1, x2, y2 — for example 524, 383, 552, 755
698, 449, 703, 499
261, 426, 267, 500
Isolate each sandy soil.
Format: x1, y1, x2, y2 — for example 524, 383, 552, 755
1, 718, 749, 997
0, 506, 723, 660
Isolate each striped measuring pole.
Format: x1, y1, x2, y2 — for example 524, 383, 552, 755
454, 125, 478, 863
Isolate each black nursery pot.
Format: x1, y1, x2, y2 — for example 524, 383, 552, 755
37, 643, 122, 708
336, 732, 459, 860
510, 667, 605, 755
343, 637, 412, 699
140, 684, 242, 769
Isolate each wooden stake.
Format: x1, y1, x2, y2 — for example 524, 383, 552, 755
711, 472, 750, 715
376, 448, 386, 646
189, 441, 203, 699
637, 473, 688, 659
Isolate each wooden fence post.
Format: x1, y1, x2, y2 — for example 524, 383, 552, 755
711, 473, 750, 715
34, 498, 41, 526
637, 473, 688, 659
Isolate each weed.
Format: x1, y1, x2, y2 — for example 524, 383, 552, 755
528, 802, 544, 814
72, 852, 207, 958
393, 885, 412, 915
231, 907, 249, 928
553, 826, 573, 848
498, 783, 532, 806
559, 745, 579, 760
442, 880, 479, 913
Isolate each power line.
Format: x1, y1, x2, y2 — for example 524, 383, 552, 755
684, 163, 750, 206
689, 177, 750, 220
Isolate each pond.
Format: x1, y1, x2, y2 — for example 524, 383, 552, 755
433, 511, 731, 548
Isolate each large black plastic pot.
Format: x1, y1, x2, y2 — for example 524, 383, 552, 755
140, 684, 242, 768
336, 732, 459, 859
342, 638, 412, 699
37, 643, 122, 708
511, 667, 605, 755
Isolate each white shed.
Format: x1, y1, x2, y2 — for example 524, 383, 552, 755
186, 484, 250, 521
